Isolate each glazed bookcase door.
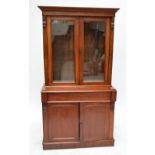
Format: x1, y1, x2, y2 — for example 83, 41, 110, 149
79, 18, 110, 84
46, 17, 111, 86
49, 17, 79, 84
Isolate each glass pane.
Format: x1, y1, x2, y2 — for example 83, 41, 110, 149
83, 21, 105, 82
52, 19, 75, 83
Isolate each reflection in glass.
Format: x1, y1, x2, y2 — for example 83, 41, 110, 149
83, 21, 105, 82
52, 20, 75, 83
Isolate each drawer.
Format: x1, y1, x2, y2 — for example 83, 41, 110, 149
47, 92, 111, 102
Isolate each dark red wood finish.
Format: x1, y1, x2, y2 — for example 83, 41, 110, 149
39, 6, 119, 149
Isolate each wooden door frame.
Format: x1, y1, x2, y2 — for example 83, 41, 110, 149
44, 16, 80, 85
78, 17, 111, 85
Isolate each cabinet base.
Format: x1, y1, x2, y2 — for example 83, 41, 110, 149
43, 139, 114, 149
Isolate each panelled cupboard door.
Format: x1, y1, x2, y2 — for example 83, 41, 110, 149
47, 103, 80, 142
80, 102, 110, 142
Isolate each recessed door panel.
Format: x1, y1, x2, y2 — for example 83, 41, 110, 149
47, 103, 80, 142
81, 102, 110, 142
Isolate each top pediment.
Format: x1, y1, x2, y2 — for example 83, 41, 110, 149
38, 6, 119, 17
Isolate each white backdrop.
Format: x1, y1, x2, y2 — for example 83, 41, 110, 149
0, 1, 155, 155
29, 0, 126, 155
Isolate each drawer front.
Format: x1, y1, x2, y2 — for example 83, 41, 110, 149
47, 92, 111, 102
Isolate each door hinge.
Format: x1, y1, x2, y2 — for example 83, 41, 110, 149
42, 104, 47, 112
111, 17, 114, 30
110, 102, 115, 110
43, 17, 47, 28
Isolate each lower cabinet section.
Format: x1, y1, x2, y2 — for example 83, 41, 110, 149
42, 101, 115, 149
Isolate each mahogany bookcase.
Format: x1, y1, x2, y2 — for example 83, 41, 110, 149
39, 6, 119, 149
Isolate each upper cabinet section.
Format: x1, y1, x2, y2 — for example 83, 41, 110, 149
39, 6, 119, 86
